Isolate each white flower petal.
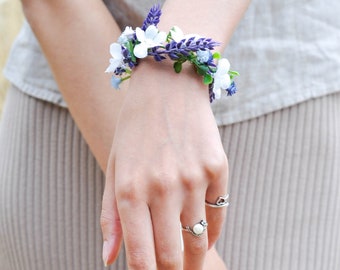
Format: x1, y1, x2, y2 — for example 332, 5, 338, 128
135, 27, 146, 42
109, 43, 123, 59
134, 43, 148, 58
145, 25, 158, 39
105, 58, 119, 73
220, 76, 231, 89
122, 26, 134, 36
213, 88, 222, 99
170, 26, 184, 42
154, 31, 167, 44
216, 58, 230, 74
105, 63, 116, 73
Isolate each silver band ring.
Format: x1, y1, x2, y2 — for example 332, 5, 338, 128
182, 220, 208, 237
205, 194, 229, 208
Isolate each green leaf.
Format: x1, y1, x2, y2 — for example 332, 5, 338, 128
174, 62, 182, 73
228, 70, 240, 76
203, 74, 213, 85
196, 68, 205, 76
166, 31, 172, 42
228, 70, 240, 78
213, 52, 221, 59
229, 70, 239, 80
126, 41, 137, 62
196, 64, 209, 76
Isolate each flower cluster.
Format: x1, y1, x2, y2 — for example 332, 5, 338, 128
105, 4, 239, 102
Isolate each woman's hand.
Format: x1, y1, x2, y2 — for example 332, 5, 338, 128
101, 61, 229, 269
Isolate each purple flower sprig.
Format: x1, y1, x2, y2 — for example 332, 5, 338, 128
105, 4, 239, 102
141, 4, 162, 30
156, 37, 220, 59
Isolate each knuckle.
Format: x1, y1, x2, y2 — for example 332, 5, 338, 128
156, 253, 181, 269
181, 170, 205, 192
186, 238, 208, 256
100, 211, 111, 229
115, 179, 140, 202
128, 250, 155, 270
204, 153, 228, 179
100, 209, 121, 235
100, 209, 113, 230
150, 171, 178, 196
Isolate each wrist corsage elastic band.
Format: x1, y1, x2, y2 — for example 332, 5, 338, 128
105, 5, 239, 103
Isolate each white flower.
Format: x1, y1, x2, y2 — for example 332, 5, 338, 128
133, 25, 166, 58
105, 43, 124, 73
170, 26, 200, 42
118, 26, 135, 44
213, 58, 231, 99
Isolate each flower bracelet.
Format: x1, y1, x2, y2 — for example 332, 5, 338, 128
105, 5, 239, 103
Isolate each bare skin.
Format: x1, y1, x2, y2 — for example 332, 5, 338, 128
22, 0, 251, 268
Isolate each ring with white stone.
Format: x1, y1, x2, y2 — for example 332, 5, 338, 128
205, 194, 230, 208
182, 220, 208, 237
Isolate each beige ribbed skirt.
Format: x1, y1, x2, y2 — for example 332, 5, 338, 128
0, 85, 339, 270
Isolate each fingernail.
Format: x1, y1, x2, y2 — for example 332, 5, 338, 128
102, 240, 111, 267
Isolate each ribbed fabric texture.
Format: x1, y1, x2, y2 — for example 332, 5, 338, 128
217, 92, 340, 270
0, 85, 339, 270
0, 86, 127, 270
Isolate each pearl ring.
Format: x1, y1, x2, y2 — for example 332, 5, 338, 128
182, 220, 208, 237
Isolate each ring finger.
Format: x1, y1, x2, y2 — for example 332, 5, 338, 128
181, 190, 208, 270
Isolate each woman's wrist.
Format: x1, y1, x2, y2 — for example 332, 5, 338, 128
128, 58, 211, 108
105, 5, 239, 102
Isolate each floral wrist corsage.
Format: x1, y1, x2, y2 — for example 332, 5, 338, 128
105, 5, 239, 102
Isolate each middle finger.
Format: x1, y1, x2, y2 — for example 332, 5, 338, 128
150, 195, 183, 269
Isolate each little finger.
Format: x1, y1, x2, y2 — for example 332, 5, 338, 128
205, 173, 229, 248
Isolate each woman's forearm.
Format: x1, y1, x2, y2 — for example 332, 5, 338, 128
160, 0, 251, 49
21, 0, 126, 171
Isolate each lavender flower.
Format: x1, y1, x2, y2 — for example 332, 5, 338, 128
226, 81, 237, 96
121, 47, 137, 69
168, 37, 219, 53
141, 4, 162, 30
155, 37, 220, 63
209, 83, 216, 103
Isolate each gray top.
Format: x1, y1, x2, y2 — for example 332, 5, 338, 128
4, 0, 340, 125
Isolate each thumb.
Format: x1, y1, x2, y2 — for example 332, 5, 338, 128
100, 158, 123, 266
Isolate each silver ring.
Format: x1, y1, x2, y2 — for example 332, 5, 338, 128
205, 194, 229, 208
182, 220, 208, 237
